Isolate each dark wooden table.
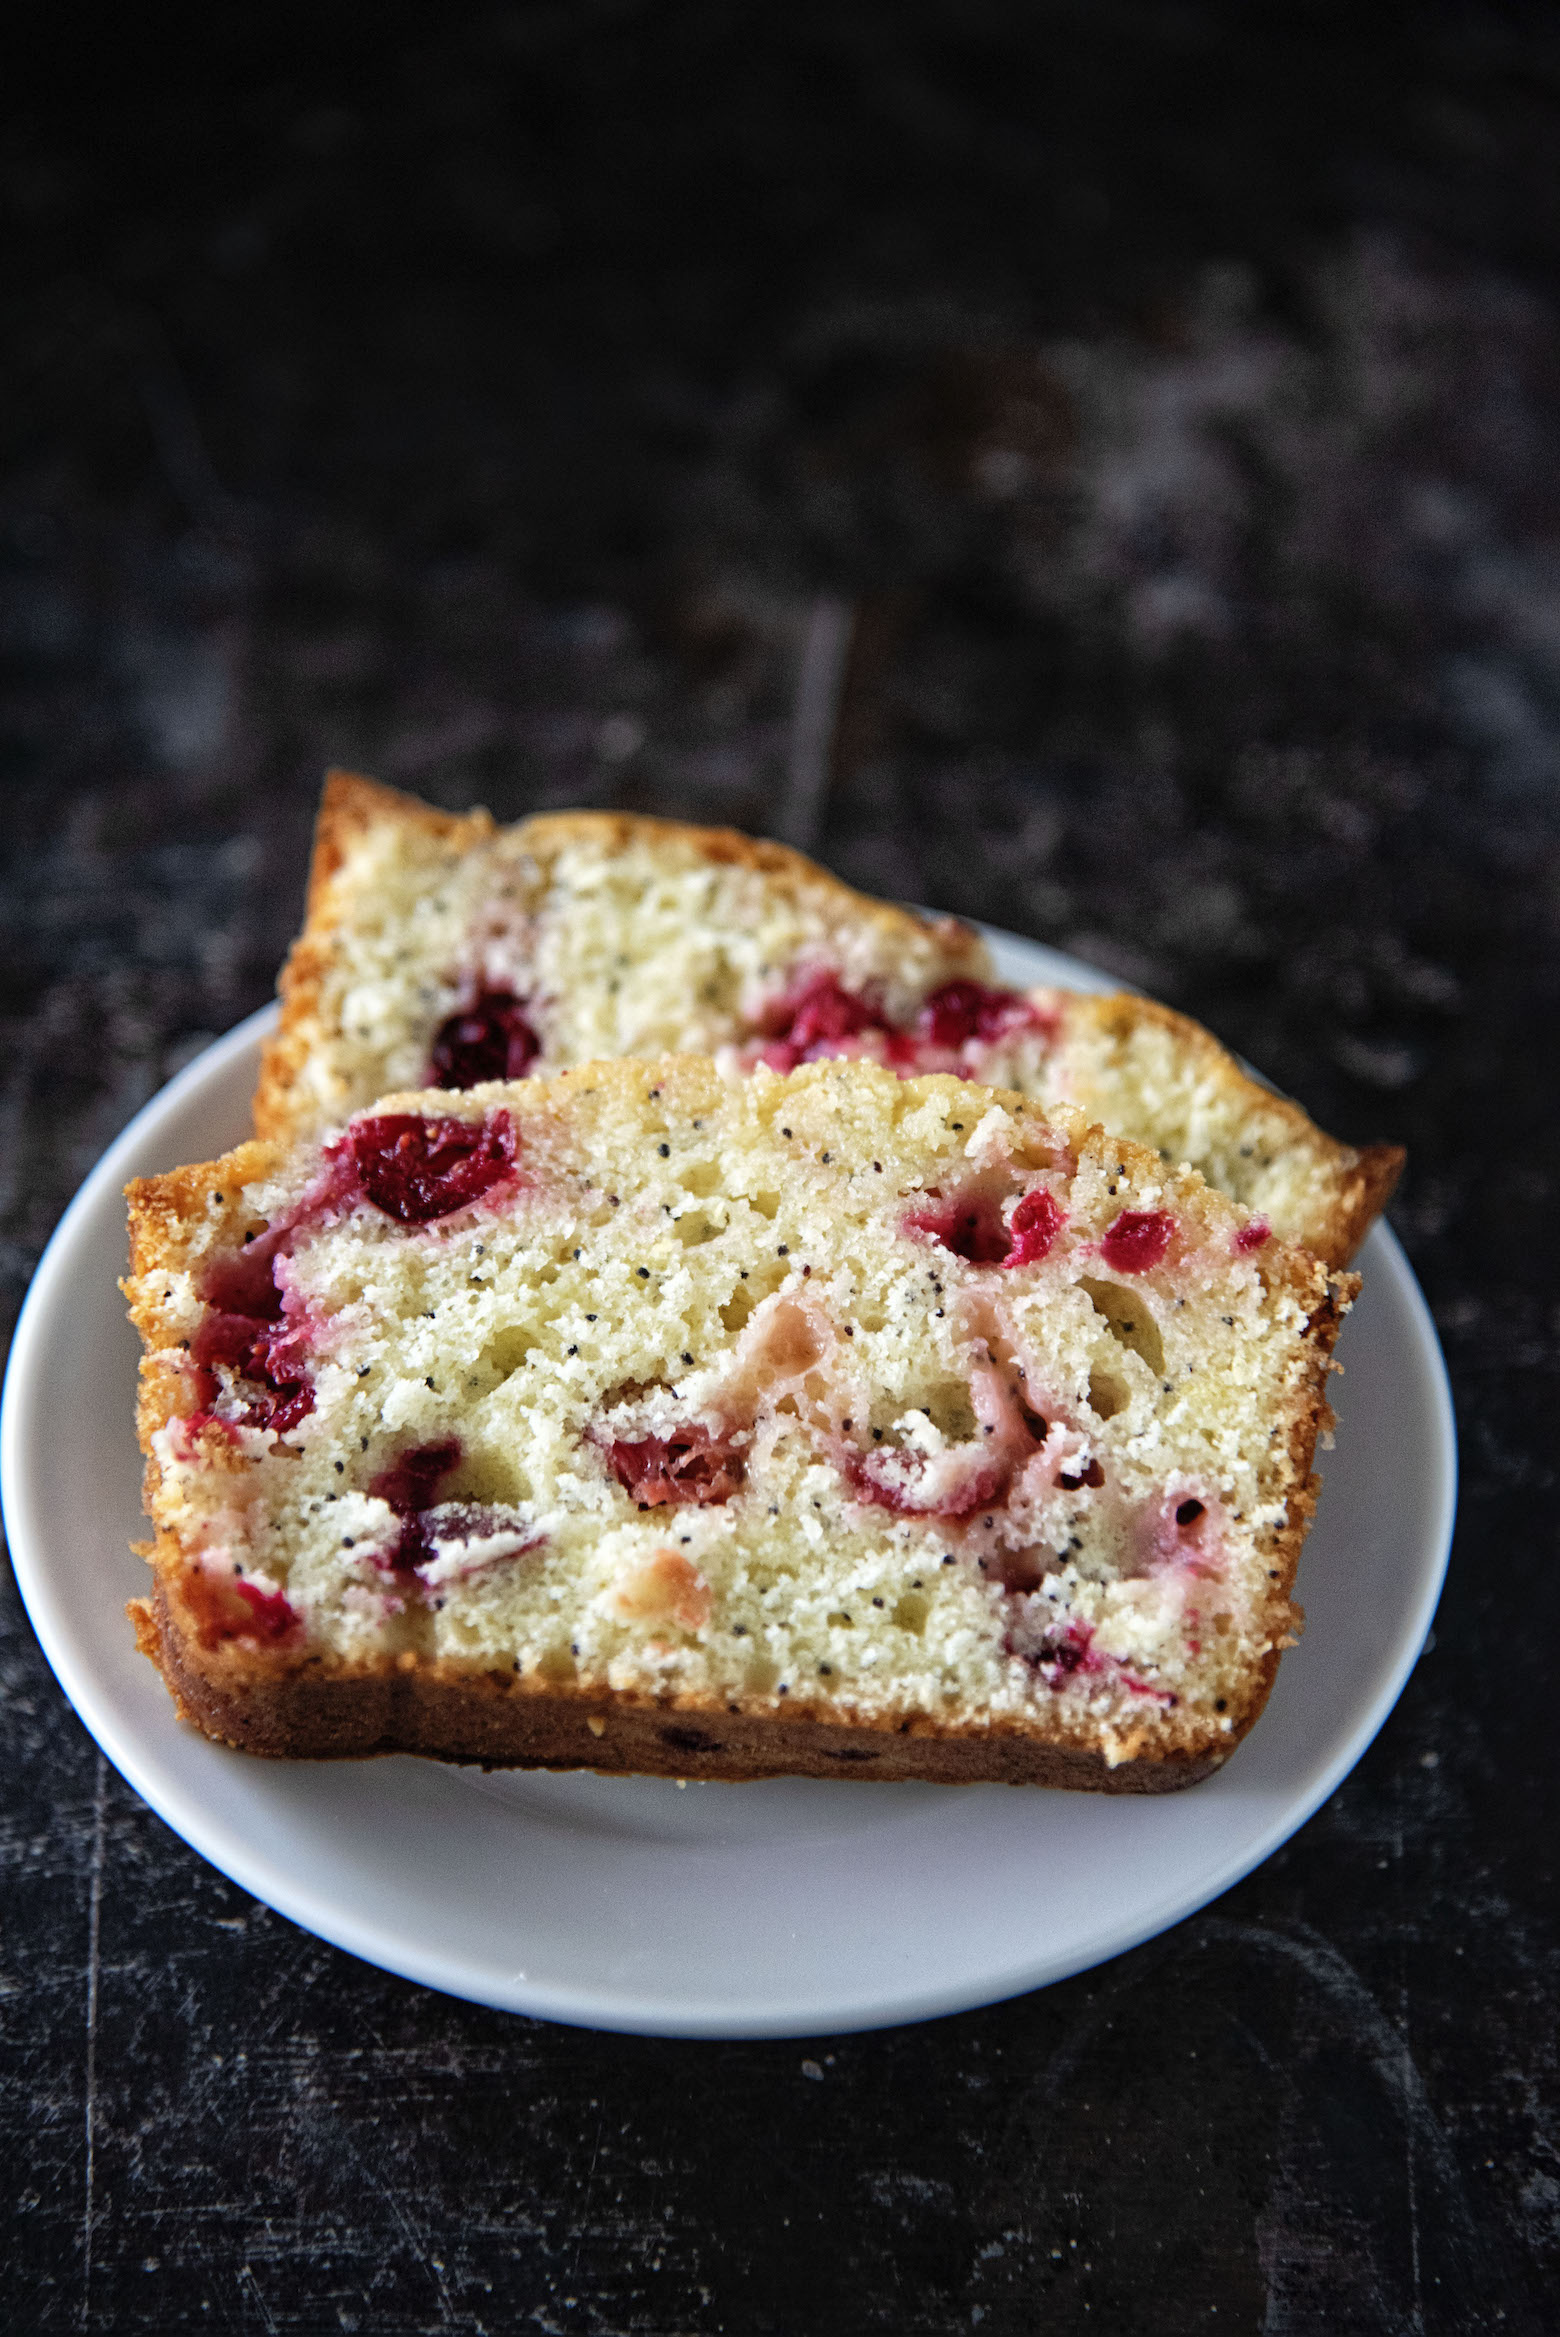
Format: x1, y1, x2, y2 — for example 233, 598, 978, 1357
4, 7, 1556, 2330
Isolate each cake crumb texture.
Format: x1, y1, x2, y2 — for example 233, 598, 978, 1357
254, 773, 1400, 1267
127, 1056, 1353, 1787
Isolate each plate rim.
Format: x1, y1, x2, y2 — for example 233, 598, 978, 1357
1, 951, 1456, 2036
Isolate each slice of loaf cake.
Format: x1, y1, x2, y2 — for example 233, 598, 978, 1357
126, 1057, 1353, 1790
254, 772, 1401, 1267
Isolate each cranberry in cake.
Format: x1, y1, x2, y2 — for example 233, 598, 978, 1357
254, 773, 1401, 1266
126, 1057, 1354, 1788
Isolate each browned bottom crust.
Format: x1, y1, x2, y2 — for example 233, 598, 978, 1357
131, 1585, 1234, 1794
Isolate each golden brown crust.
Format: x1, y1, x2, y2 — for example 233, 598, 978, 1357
130, 1575, 1225, 1791
1057, 991, 1403, 1268
1328, 1143, 1407, 1265
255, 773, 500, 1140
124, 1139, 289, 1540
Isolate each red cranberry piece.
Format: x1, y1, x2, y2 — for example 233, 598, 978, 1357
1003, 1187, 1065, 1267
1101, 1208, 1175, 1273
230, 1578, 300, 1641
368, 1441, 465, 1578
1234, 1218, 1271, 1253
371, 1439, 464, 1517
905, 1194, 1011, 1266
1033, 1623, 1095, 1679
428, 991, 539, 1088
1122, 1676, 1176, 1704
916, 979, 1033, 1050
242, 1382, 315, 1434
192, 1302, 314, 1432
847, 1450, 1008, 1520
607, 1427, 745, 1508
349, 1109, 517, 1224
193, 1309, 278, 1382
186, 1568, 300, 1649
201, 1237, 286, 1321
759, 972, 888, 1066
193, 1193, 363, 1436
878, 1027, 926, 1070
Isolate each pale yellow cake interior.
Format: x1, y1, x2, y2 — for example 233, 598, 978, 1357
133, 1060, 1337, 1769
271, 792, 1386, 1265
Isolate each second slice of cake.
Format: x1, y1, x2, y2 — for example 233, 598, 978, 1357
255, 772, 1402, 1267
126, 1057, 1353, 1790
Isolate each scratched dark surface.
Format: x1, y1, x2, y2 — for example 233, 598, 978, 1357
3, 6, 1559, 2331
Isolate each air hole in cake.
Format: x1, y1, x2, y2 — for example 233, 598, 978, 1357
675, 1210, 719, 1248
427, 991, 539, 1088
342, 1109, 518, 1224
719, 1283, 759, 1335
1088, 1367, 1130, 1422
472, 1325, 539, 1391
892, 1591, 930, 1634
864, 1374, 976, 1448
1080, 1277, 1166, 1374
679, 1160, 723, 1200
915, 1381, 979, 1444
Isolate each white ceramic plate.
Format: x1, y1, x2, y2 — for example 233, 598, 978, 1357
1, 932, 1455, 2037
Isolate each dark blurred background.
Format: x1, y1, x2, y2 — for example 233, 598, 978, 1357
3, 5, 1557, 2331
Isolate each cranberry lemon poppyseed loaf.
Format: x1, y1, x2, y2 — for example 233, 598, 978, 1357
254, 773, 1401, 1268
126, 1057, 1354, 1790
